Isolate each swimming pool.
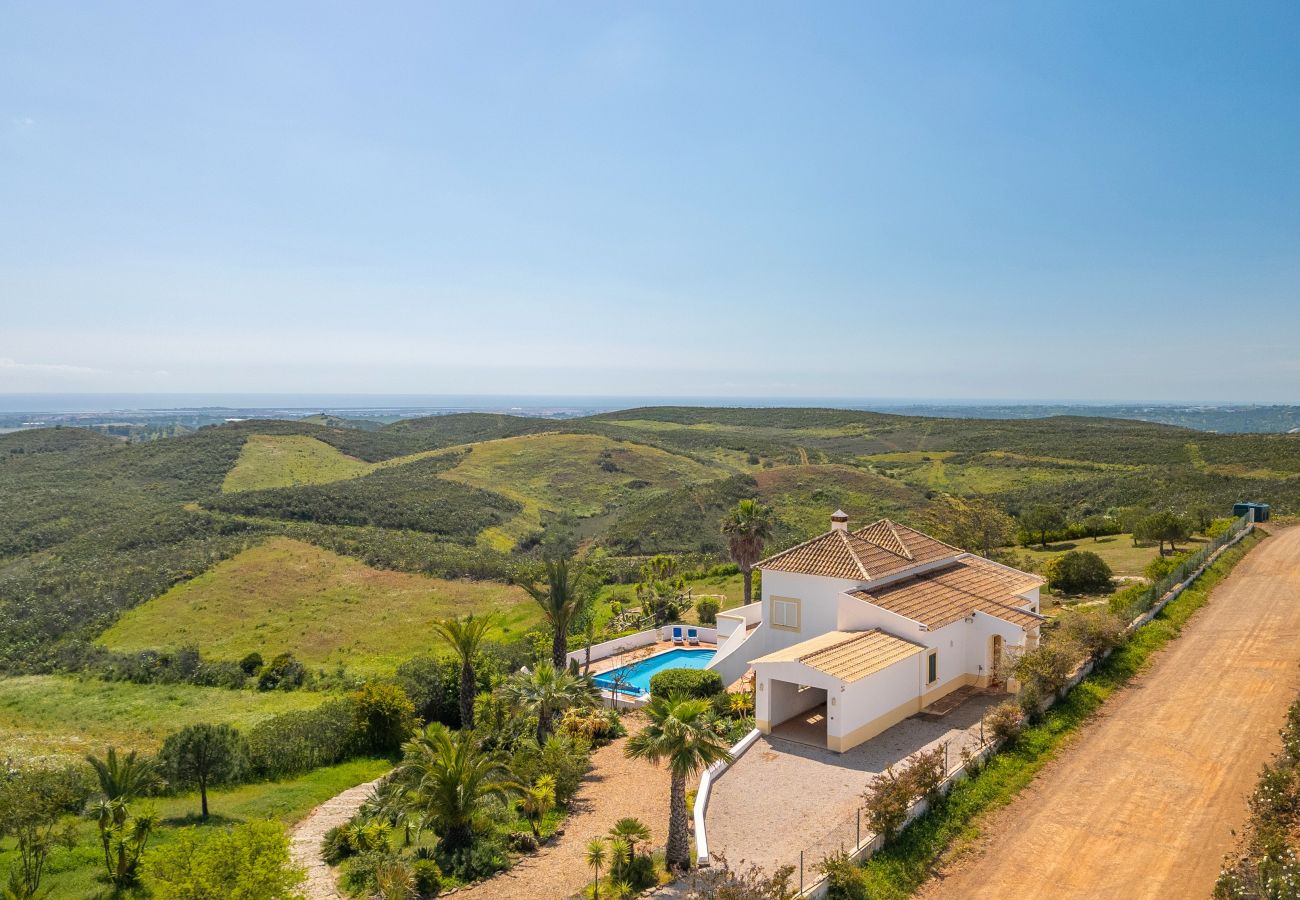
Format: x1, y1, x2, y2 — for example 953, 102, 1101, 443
592, 648, 717, 696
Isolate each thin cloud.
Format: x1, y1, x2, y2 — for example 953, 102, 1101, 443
0, 358, 99, 374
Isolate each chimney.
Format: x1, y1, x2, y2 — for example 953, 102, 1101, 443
831, 509, 849, 532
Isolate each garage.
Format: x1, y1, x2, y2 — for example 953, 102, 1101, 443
752, 629, 927, 753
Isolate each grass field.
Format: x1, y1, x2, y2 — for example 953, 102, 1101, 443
0, 675, 326, 762
222, 433, 456, 493
1018, 532, 1203, 577
99, 537, 540, 674
222, 434, 373, 492
435, 432, 726, 549
0, 756, 391, 898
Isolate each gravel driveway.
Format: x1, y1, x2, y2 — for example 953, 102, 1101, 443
704, 691, 1004, 877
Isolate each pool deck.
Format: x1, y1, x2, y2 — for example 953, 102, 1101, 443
584, 638, 719, 678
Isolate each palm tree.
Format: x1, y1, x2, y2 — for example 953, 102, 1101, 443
394, 723, 520, 850
501, 661, 600, 746
518, 774, 556, 839
514, 557, 592, 668
625, 694, 732, 871
87, 747, 162, 806
431, 613, 494, 730
87, 748, 163, 886
586, 838, 607, 899
608, 817, 651, 865
721, 499, 774, 605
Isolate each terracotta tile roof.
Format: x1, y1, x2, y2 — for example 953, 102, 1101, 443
751, 629, 924, 682
757, 518, 962, 581
850, 556, 1045, 630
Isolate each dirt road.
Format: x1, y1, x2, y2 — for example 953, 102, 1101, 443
921, 527, 1300, 900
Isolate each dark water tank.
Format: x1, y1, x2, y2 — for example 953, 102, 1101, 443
1233, 502, 1270, 522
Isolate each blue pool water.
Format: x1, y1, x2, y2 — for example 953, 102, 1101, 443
592, 648, 717, 696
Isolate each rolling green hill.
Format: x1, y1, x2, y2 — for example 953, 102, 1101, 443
3, 407, 1299, 675
99, 537, 539, 674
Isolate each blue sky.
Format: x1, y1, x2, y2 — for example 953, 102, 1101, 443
2, 2, 1298, 401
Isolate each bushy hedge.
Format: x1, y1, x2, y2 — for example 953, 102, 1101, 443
649, 668, 724, 699
245, 698, 364, 780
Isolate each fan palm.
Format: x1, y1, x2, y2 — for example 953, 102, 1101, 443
394, 723, 521, 850
501, 661, 600, 746
431, 613, 494, 730
624, 694, 732, 871
721, 499, 775, 605
608, 817, 651, 865
514, 556, 593, 668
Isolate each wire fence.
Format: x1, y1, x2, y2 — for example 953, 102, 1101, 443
786, 726, 994, 895
1120, 512, 1252, 620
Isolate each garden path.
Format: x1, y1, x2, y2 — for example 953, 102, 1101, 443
289, 773, 389, 900
455, 713, 672, 900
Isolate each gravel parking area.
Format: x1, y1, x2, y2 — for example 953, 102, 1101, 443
704, 691, 1006, 876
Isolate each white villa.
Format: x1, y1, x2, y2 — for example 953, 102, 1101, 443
708, 511, 1044, 753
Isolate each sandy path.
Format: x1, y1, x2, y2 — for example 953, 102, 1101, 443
454, 716, 672, 900
289, 774, 388, 900
919, 526, 1300, 900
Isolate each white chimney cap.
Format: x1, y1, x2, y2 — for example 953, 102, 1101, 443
831, 510, 849, 531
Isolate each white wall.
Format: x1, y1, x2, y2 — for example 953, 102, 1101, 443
757, 569, 863, 658
767, 677, 829, 725
832, 653, 924, 741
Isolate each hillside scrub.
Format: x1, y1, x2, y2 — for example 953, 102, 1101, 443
2, 410, 1294, 675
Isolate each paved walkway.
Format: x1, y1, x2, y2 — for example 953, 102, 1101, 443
289, 774, 389, 900
454, 715, 672, 900
705, 691, 1006, 877
919, 527, 1300, 900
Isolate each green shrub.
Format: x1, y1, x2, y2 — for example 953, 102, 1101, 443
238, 651, 263, 675
511, 733, 591, 806
649, 668, 723, 699
149, 820, 303, 899
818, 849, 870, 900
245, 698, 363, 779
695, 597, 721, 625
1056, 607, 1127, 659
412, 858, 442, 897
985, 701, 1025, 744
257, 652, 306, 691
1044, 550, 1113, 594
1011, 640, 1081, 698
352, 681, 417, 755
